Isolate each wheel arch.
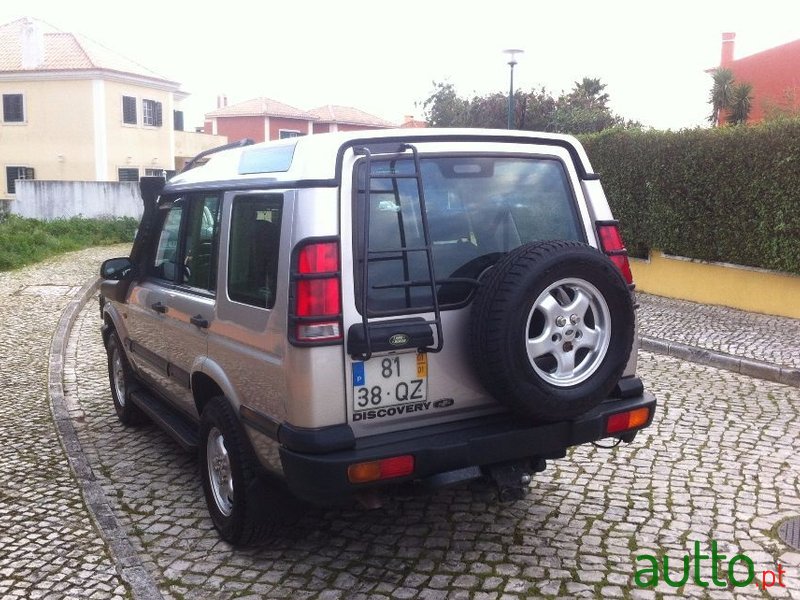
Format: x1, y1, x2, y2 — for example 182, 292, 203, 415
101, 303, 126, 347
192, 359, 241, 418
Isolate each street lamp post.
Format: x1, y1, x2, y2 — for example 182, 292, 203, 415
503, 49, 523, 130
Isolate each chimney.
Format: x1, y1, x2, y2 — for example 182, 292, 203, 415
21, 18, 45, 70
721, 32, 735, 66
216, 94, 229, 108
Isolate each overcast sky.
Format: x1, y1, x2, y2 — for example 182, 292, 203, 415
4, 0, 800, 131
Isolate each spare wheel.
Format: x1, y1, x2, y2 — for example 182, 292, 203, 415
469, 240, 634, 421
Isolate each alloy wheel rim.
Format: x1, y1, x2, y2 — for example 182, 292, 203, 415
112, 347, 127, 407
207, 427, 234, 517
524, 277, 611, 387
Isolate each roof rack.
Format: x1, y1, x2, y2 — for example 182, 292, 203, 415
181, 138, 255, 173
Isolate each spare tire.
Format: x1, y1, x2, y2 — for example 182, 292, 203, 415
470, 240, 634, 421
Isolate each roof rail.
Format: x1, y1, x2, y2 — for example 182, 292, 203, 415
181, 138, 255, 173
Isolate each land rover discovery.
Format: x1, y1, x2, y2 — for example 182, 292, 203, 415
99, 129, 656, 545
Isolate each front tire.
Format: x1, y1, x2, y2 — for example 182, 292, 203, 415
105, 331, 146, 425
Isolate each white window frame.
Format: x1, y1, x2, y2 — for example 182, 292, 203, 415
142, 99, 163, 127
143, 99, 155, 126
278, 129, 301, 139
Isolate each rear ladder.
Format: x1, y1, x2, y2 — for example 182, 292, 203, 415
354, 144, 444, 360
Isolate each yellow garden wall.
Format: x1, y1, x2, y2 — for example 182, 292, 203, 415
630, 250, 800, 319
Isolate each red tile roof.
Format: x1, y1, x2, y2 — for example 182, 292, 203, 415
308, 104, 395, 127
206, 97, 316, 120
0, 17, 177, 85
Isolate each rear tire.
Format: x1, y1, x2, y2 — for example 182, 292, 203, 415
105, 331, 147, 426
199, 396, 287, 545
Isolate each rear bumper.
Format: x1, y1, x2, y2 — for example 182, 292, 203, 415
279, 392, 656, 504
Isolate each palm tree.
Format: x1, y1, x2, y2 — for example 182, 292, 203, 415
708, 68, 735, 125
727, 82, 753, 125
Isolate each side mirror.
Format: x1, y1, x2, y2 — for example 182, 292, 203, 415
101, 257, 135, 281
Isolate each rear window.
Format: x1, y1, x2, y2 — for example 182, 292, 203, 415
355, 155, 583, 314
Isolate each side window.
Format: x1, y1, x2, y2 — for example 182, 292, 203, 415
183, 194, 221, 291
151, 204, 183, 281
227, 195, 283, 309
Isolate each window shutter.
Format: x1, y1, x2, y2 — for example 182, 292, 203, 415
3, 94, 24, 122
25, 167, 34, 180
118, 168, 139, 182
155, 102, 163, 127
5, 167, 15, 193
122, 96, 137, 124
173, 110, 184, 131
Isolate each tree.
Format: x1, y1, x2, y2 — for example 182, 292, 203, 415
727, 82, 753, 125
708, 68, 753, 125
563, 77, 611, 111
421, 82, 470, 127
421, 78, 637, 134
708, 68, 735, 124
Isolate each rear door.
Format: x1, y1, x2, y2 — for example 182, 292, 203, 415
340, 144, 588, 435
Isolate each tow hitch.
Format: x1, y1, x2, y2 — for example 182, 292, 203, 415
486, 459, 546, 502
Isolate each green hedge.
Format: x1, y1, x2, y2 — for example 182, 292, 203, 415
581, 121, 800, 275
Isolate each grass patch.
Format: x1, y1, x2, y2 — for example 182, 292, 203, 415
0, 214, 138, 271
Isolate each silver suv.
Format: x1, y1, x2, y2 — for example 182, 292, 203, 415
99, 129, 656, 545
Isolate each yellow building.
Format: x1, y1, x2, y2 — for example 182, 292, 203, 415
0, 17, 226, 201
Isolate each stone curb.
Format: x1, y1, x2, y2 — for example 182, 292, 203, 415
640, 336, 800, 388
48, 276, 164, 600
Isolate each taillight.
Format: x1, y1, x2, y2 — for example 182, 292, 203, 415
596, 221, 633, 285
290, 240, 342, 344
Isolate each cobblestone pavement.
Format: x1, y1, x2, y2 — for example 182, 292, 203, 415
637, 293, 800, 370
66, 293, 800, 599
0, 245, 131, 600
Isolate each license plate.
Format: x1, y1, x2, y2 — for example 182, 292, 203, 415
352, 353, 427, 416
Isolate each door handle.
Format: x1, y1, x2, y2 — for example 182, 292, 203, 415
150, 301, 168, 314
190, 314, 209, 329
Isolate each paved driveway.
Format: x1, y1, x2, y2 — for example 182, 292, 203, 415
0, 246, 130, 600
3, 246, 799, 599
65, 296, 800, 599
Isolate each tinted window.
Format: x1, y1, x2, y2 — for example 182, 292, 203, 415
356, 156, 582, 313
227, 195, 282, 309
184, 195, 221, 291
151, 205, 183, 281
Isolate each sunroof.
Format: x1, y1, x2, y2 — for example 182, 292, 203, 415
238, 144, 296, 175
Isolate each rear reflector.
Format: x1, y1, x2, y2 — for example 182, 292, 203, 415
347, 455, 415, 483
606, 407, 650, 434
